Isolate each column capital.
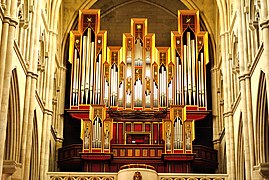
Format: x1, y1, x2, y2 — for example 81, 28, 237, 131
2, 160, 22, 175
260, 19, 269, 30
2, 16, 18, 27
26, 71, 38, 80
254, 163, 269, 179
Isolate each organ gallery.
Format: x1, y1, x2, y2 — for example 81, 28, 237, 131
61, 9, 217, 173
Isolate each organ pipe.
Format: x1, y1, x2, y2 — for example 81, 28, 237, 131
80, 35, 87, 103
191, 39, 196, 105
69, 10, 208, 109
183, 45, 187, 104
187, 32, 192, 105
201, 52, 205, 106
85, 29, 92, 103
95, 54, 102, 104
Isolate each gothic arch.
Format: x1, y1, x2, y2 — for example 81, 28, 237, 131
4, 69, 21, 162
255, 71, 269, 164
29, 111, 39, 180
236, 113, 246, 180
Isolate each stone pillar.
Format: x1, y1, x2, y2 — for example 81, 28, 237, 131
237, 2, 252, 179
20, 0, 41, 179
43, 31, 57, 179
224, 31, 236, 180
0, 0, 18, 177
260, 0, 269, 97
220, 32, 232, 179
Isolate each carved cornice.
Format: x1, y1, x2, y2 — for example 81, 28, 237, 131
107, 108, 168, 119
260, 19, 269, 30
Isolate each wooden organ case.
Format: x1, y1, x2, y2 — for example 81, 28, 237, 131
63, 9, 217, 173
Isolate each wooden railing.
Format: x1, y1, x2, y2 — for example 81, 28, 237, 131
158, 173, 228, 180
47, 172, 117, 180
47, 172, 228, 180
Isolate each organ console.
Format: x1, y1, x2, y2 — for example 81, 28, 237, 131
66, 9, 211, 173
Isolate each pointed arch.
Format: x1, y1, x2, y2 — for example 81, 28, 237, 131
4, 69, 21, 162
29, 111, 39, 180
255, 71, 268, 164
237, 113, 246, 180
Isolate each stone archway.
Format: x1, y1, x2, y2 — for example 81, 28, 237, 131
2, 69, 22, 179
254, 71, 269, 178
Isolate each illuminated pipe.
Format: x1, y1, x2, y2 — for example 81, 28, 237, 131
104, 80, 109, 106
98, 119, 102, 147
201, 52, 204, 106
179, 63, 182, 105
154, 82, 158, 107
198, 60, 202, 106
159, 69, 162, 106
191, 39, 196, 105
187, 32, 192, 104
89, 41, 95, 104
80, 36, 87, 103
176, 57, 180, 105
163, 67, 167, 106
97, 54, 102, 104
183, 45, 187, 105
95, 56, 99, 104
72, 49, 78, 105
85, 29, 92, 104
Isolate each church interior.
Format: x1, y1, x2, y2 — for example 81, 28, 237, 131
0, 0, 268, 180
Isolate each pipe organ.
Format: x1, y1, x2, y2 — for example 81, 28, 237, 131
66, 9, 212, 173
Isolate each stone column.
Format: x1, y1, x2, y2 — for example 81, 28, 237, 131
0, 0, 18, 178
20, 0, 41, 179
43, 31, 57, 179
260, 0, 269, 98
220, 32, 232, 179
225, 31, 236, 180
237, 2, 252, 179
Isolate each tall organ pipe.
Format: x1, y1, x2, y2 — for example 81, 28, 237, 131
73, 49, 78, 105
201, 52, 204, 106
191, 39, 196, 105
89, 41, 95, 104
187, 32, 192, 104
198, 59, 202, 106
85, 29, 92, 104
81, 36, 87, 103
183, 45, 187, 104
95, 54, 102, 104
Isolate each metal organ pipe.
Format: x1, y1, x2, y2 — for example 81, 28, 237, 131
85, 29, 92, 104
104, 80, 109, 106
201, 52, 204, 106
81, 36, 87, 103
187, 32, 192, 105
110, 64, 118, 106
89, 41, 95, 104
183, 45, 187, 105
95, 54, 102, 104
176, 57, 180, 105
159, 66, 166, 107
191, 39, 196, 105
98, 118, 102, 148
73, 49, 79, 105
179, 61, 182, 105
198, 59, 202, 106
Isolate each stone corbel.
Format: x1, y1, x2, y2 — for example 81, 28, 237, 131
2, 160, 22, 179
254, 163, 269, 179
